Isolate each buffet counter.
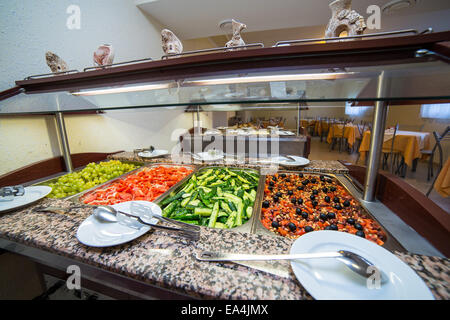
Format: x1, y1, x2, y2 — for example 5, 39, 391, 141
0, 156, 448, 300
0, 197, 448, 300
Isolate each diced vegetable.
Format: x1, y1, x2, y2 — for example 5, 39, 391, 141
158, 167, 259, 229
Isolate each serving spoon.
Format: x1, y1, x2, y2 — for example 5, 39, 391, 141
197, 250, 388, 282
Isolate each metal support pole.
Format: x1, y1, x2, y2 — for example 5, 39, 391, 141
363, 71, 388, 201
55, 112, 73, 172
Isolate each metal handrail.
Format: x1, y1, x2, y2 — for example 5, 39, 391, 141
161, 43, 265, 59
25, 69, 79, 80
273, 28, 431, 47
83, 57, 154, 72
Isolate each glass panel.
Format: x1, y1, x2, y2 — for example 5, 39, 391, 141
1, 59, 449, 115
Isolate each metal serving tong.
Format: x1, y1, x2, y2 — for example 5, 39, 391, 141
94, 202, 200, 241
0, 185, 25, 202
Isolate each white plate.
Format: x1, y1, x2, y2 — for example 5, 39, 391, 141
290, 231, 434, 300
138, 149, 169, 158
76, 201, 160, 247
192, 151, 224, 161
272, 155, 310, 166
0, 186, 52, 213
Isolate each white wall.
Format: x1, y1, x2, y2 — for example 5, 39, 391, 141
0, 0, 211, 175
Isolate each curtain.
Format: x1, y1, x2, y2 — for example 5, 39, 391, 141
420, 104, 450, 119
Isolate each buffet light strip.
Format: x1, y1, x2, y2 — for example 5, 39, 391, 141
71, 72, 354, 96
71, 83, 171, 96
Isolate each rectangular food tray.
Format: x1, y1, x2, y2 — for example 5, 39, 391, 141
68, 163, 197, 205
153, 166, 265, 233
251, 170, 405, 252
32, 160, 145, 200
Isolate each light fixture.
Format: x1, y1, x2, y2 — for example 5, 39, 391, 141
381, 0, 418, 14
72, 83, 172, 96
71, 72, 355, 96
187, 72, 354, 86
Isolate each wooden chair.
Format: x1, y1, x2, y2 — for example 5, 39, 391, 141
330, 121, 347, 153
423, 126, 450, 181
426, 127, 450, 196
354, 122, 367, 163
382, 123, 402, 174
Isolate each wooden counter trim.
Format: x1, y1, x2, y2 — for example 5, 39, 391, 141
341, 162, 450, 257
0, 151, 123, 187
14, 31, 450, 93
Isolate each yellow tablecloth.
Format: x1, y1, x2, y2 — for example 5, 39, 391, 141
316, 121, 330, 136
434, 158, 450, 197
326, 124, 360, 148
359, 131, 431, 167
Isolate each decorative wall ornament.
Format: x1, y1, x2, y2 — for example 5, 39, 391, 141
93, 44, 115, 67
225, 20, 247, 50
161, 29, 183, 55
45, 51, 68, 73
325, 0, 366, 39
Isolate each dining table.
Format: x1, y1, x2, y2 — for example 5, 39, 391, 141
326, 123, 361, 148
434, 157, 450, 197
359, 129, 432, 169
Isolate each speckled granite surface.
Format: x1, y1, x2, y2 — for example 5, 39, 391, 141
108, 152, 349, 174
0, 198, 448, 300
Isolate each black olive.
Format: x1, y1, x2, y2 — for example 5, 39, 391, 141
355, 223, 363, 230
320, 213, 328, 220
327, 212, 336, 220
333, 197, 340, 203
356, 230, 365, 238
330, 187, 336, 192
280, 173, 286, 178
302, 180, 309, 186
271, 221, 280, 228
296, 208, 302, 215
285, 178, 291, 183
311, 178, 317, 184
343, 200, 350, 207
313, 189, 319, 195
273, 196, 279, 202
268, 186, 274, 191
327, 179, 333, 184
324, 226, 331, 230
262, 200, 270, 208
276, 192, 282, 197
288, 190, 293, 195
297, 186, 304, 191
324, 196, 331, 203
322, 187, 328, 193
310, 195, 315, 200
298, 173, 304, 178
291, 197, 297, 204
269, 181, 274, 187
320, 175, 325, 181
301, 212, 309, 219
297, 198, 303, 205
347, 218, 355, 225
312, 200, 318, 207
272, 176, 277, 181
329, 224, 338, 231
304, 226, 314, 232
334, 204, 343, 211
288, 222, 297, 231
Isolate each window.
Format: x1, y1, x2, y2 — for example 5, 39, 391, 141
345, 102, 371, 117
420, 104, 450, 119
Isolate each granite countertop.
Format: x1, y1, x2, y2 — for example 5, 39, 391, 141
0, 198, 448, 300
108, 152, 349, 174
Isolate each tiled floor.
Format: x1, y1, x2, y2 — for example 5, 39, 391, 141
309, 137, 449, 213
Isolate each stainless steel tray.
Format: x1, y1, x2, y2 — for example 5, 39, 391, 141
154, 166, 264, 233
69, 163, 198, 206
251, 170, 405, 252
32, 160, 145, 200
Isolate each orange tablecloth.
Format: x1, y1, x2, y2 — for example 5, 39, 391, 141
434, 158, 450, 197
326, 124, 360, 148
359, 131, 431, 167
